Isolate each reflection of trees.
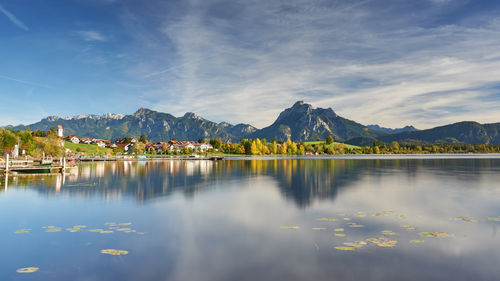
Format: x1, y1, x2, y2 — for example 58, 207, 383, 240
2, 158, 500, 207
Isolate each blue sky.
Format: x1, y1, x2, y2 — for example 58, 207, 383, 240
1, 0, 500, 129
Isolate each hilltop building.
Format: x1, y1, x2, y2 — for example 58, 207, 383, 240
57, 125, 63, 137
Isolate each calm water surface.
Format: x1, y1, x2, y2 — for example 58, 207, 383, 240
1, 158, 500, 281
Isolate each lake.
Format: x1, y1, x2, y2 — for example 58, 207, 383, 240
1, 157, 500, 281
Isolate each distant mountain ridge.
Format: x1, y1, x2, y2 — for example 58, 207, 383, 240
367, 124, 418, 134
7, 101, 500, 144
12, 108, 256, 142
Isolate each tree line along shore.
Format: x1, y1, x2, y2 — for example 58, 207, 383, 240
1, 128, 500, 159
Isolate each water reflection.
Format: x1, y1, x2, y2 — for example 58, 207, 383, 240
2, 158, 500, 208
2, 158, 500, 281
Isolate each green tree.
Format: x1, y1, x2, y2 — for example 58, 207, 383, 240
210, 139, 222, 149
326, 135, 334, 145
139, 134, 148, 143
132, 142, 146, 154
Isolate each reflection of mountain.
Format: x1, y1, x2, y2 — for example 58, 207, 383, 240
2, 158, 500, 207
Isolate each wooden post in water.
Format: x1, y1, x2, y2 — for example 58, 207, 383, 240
5, 154, 9, 175
62, 157, 66, 173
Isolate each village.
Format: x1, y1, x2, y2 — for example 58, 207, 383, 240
64, 135, 214, 156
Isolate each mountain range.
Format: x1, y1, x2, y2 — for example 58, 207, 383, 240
8, 101, 500, 145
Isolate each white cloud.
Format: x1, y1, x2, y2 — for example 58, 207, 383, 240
123, 0, 500, 129
0, 3, 28, 31
76, 30, 108, 41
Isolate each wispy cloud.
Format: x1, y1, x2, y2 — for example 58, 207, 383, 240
126, 0, 500, 129
0, 74, 51, 89
0, 3, 28, 31
75, 30, 107, 41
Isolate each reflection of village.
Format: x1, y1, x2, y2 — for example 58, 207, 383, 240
2, 158, 498, 207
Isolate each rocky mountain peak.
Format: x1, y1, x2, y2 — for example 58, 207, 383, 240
183, 112, 202, 120
133, 107, 154, 117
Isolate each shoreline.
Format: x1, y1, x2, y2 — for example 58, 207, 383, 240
80, 153, 500, 161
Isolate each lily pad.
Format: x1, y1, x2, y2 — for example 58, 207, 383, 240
88, 229, 104, 232
317, 218, 338, 222
487, 217, 500, 221
280, 226, 300, 229
15, 229, 30, 234
100, 249, 128, 256
334, 233, 346, 237
334, 228, 344, 232
104, 222, 116, 226
16, 267, 39, 273
117, 228, 132, 231
344, 241, 367, 248
312, 227, 327, 230
45, 227, 62, 233
355, 212, 367, 218
349, 224, 364, 228
419, 232, 452, 238
400, 225, 416, 230
99, 230, 114, 234
367, 237, 398, 248
410, 239, 425, 243
450, 216, 477, 223
119, 222, 132, 226
343, 218, 351, 221
381, 230, 399, 235
334, 246, 356, 251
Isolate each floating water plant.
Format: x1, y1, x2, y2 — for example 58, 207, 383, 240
367, 237, 397, 248
15, 229, 30, 234
419, 232, 452, 238
118, 222, 132, 226
343, 241, 367, 248
355, 212, 367, 217
334, 228, 344, 232
99, 230, 113, 234
487, 216, 500, 221
349, 224, 364, 228
381, 230, 399, 235
104, 222, 116, 226
410, 240, 424, 243
317, 218, 338, 222
16, 267, 39, 273
400, 225, 416, 230
88, 229, 104, 232
44, 226, 62, 232
66, 225, 86, 232
334, 246, 356, 251
100, 249, 128, 256
450, 216, 477, 223
312, 227, 327, 230
334, 233, 346, 237
117, 228, 132, 231
280, 226, 300, 229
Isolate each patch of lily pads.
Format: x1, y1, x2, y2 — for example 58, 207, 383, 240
16, 267, 39, 273
419, 232, 453, 238
449, 216, 477, 223
100, 249, 129, 256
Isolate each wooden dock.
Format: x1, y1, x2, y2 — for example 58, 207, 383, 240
1, 155, 74, 175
